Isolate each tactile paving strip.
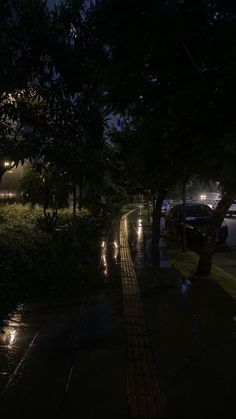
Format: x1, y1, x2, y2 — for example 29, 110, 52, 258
120, 212, 167, 418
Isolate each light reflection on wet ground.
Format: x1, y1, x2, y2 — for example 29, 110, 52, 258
99, 230, 120, 282
125, 208, 236, 418
128, 209, 173, 293
0, 216, 128, 418
0, 305, 28, 349
1, 209, 236, 417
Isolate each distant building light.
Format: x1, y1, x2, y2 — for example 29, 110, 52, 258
4, 161, 14, 169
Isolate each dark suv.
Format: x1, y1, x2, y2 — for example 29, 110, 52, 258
165, 203, 228, 243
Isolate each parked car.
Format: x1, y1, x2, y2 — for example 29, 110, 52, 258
226, 200, 236, 216
165, 203, 228, 243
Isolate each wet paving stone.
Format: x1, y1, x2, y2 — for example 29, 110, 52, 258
120, 210, 167, 418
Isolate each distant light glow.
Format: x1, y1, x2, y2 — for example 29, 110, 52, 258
9, 330, 17, 346
2, 328, 17, 347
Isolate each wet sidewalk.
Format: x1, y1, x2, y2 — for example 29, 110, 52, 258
0, 215, 128, 418
128, 208, 236, 418
0, 208, 236, 418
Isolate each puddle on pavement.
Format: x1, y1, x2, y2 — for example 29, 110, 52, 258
113, 241, 119, 261
100, 240, 108, 278
179, 278, 192, 295
129, 211, 173, 271
0, 304, 29, 348
100, 236, 120, 282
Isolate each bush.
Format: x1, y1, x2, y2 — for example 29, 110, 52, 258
0, 204, 102, 317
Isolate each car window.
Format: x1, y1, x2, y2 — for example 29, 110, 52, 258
185, 205, 213, 217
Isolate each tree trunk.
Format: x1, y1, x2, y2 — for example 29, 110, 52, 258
147, 201, 150, 221
152, 193, 158, 261
152, 189, 166, 263
72, 183, 77, 243
43, 204, 47, 219
196, 190, 236, 277
0, 169, 5, 183
72, 183, 77, 220
43, 182, 49, 219
182, 178, 187, 253
78, 181, 83, 211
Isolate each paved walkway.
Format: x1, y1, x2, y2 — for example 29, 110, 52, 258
128, 209, 236, 418
120, 211, 166, 417
0, 215, 128, 418
0, 209, 236, 418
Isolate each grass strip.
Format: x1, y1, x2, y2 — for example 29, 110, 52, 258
167, 247, 236, 300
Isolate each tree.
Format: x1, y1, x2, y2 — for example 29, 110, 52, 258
20, 164, 69, 212
0, 0, 106, 220
95, 0, 210, 246
95, 0, 236, 275
0, 0, 54, 183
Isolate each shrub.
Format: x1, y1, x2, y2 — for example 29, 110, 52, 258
0, 204, 101, 317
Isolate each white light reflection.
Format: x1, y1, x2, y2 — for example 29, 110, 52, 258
2, 329, 17, 347
101, 240, 108, 277
9, 330, 17, 346
137, 226, 142, 237
180, 278, 192, 295
137, 218, 143, 239
113, 241, 119, 260
102, 254, 108, 276
124, 219, 128, 234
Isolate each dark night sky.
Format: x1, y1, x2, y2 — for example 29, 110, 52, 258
47, 0, 58, 9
